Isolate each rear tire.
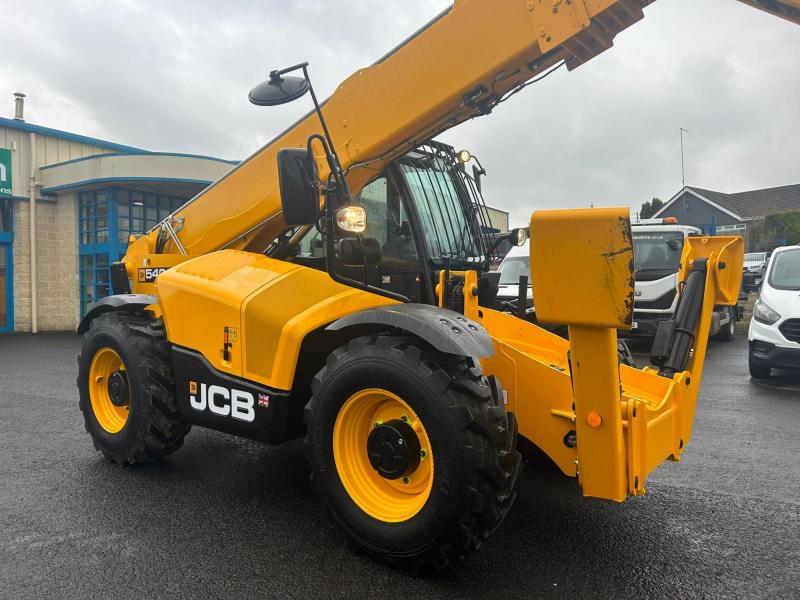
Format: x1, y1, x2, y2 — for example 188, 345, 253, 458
715, 307, 736, 342
77, 312, 190, 464
304, 334, 520, 570
748, 353, 771, 379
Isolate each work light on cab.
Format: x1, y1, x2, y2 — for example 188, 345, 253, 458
336, 205, 367, 233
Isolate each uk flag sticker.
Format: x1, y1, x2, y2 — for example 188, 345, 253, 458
258, 393, 270, 408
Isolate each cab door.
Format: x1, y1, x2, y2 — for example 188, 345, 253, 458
352, 174, 431, 303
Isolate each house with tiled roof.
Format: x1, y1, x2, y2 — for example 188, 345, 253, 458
653, 184, 800, 243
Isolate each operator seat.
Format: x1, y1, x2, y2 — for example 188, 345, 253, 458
381, 221, 418, 263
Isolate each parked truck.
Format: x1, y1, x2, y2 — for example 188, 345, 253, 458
628, 220, 739, 342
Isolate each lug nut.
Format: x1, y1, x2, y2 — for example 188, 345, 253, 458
402, 476, 411, 485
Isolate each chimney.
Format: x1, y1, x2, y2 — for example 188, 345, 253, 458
14, 92, 25, 121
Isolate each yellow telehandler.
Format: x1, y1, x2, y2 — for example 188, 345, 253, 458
76, 0, 798, 568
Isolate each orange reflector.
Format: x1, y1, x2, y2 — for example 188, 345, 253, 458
587, 412, 603, 428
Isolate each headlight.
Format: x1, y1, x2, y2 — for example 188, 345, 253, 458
336, 205, 367, 233
753, 299, 781, 325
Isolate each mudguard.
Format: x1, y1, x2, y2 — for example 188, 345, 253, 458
327, 303, 494, 358
77, 294, 158, 335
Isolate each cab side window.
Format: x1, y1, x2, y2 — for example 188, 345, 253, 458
356, 176, 419, 265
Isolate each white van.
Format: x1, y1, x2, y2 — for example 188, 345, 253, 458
495, 242, 531, 309
748, 245, 800, 378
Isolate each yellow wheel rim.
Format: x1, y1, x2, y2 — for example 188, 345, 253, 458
333, 388, 434, 523
88, 348, 130, 434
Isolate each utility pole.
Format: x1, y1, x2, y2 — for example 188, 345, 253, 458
680, 127, 690, 188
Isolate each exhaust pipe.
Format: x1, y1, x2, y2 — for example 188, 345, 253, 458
14, 93, 25, 121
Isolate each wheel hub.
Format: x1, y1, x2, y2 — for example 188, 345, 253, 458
367, 419, 421, 480
107, 370, 129, 407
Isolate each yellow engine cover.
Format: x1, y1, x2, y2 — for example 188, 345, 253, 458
156, 250, 395, 390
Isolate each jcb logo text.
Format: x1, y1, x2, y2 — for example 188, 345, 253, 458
189, 382, 255, 422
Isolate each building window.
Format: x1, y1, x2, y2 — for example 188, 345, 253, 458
716, 224, 746, 233
116, 190, 183, 256
79, 253, 110, 315
78, 189, 187, 315
79, 191, 114, 316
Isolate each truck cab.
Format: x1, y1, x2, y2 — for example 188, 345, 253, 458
629, 220, 737, 341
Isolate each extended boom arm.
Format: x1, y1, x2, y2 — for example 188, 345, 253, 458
121, 0, 799, 267
128, 0, 657, 261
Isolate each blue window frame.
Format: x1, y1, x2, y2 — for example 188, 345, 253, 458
78, 188, 186, 316
116, 190, 183, 254
0, 197, 13, 333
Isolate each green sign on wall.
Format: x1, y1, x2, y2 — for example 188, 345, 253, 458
0, 148, 11, 196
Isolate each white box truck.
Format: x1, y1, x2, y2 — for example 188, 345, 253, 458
628, 219, 739, 341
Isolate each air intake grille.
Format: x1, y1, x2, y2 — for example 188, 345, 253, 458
779, 319, 800, 343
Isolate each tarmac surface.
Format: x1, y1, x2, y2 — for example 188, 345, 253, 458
1, 332, 798, 599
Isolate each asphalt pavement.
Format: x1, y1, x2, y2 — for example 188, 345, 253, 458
1, 333, 798, 599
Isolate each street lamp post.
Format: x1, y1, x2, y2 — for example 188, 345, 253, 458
680, 127, 690, 188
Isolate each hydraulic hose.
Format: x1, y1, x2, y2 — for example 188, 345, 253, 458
658, 258, 708, 378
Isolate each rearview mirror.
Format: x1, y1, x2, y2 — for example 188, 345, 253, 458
249, 72, 310, 106
277, 148, 318, 225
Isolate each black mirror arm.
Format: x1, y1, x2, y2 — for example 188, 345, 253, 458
473, 155, 486, 177
482, 233, 512, 271
303, 66, 349, 198
306, 134, 338, 191
270, 62, 310, 82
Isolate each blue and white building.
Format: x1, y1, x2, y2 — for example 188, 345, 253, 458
0, 94, 236, 333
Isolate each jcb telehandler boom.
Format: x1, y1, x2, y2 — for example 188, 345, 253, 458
76, 0, 797, 568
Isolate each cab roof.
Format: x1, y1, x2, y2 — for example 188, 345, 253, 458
631, 224, 701, 235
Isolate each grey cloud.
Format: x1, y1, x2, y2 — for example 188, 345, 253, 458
1, 0, 798, 227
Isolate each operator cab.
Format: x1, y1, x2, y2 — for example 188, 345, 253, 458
268, 141, 519, 309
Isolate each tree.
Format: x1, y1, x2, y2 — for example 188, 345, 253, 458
749, 210, 800, 251
639, 197, 664, 219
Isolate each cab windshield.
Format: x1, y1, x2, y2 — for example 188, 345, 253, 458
398, 151, 485, 268
497, 257, 530, 285
768, 248, 800, 290
633, 232, 684, 272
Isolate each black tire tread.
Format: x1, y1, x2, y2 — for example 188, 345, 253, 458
77, 312, 190, 465
304, 334, 521, 570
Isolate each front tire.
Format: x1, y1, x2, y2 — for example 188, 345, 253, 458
77, 312, 190, 464
304, 334, 520, 569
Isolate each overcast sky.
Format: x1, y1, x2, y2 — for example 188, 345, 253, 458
2, 0, 798, 226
